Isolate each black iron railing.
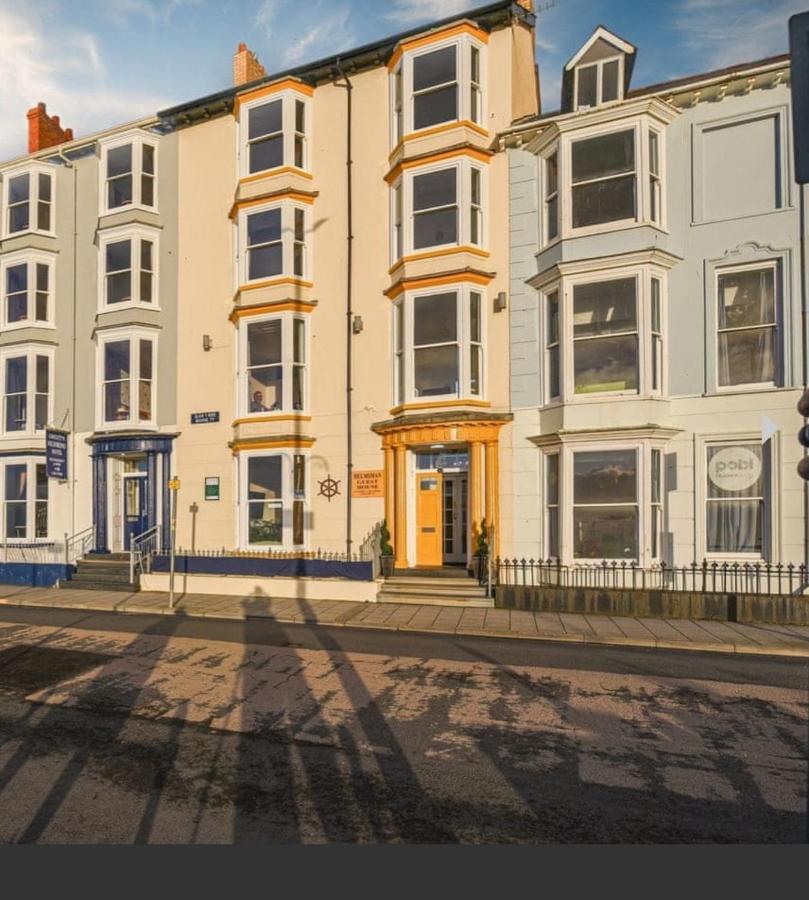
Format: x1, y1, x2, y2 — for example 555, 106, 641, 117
492, 558, 809, 597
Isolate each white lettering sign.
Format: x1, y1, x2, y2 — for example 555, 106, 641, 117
708, 447, 762, 493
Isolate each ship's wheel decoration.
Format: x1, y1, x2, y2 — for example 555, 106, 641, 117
318, 476, 341, 502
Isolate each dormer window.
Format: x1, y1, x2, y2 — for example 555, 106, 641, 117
574, 57, 622, 110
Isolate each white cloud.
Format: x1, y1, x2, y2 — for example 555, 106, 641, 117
101, 0, 202, 27
384, 0, 478, 27
0, 5, 171, 162
671, 0, 800, 70
254, 0, 281, 31
252, 0, 356, 67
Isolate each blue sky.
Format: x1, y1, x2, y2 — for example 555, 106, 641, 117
0, 0, 804, 161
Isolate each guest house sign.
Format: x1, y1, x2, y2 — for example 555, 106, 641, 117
351, 470, 384, 498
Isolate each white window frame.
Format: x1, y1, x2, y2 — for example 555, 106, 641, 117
542, 283, 562, 405
238, 449, 309, 551
1, 164, 55, 239
0, 249, 55, 330
237, 313, 309, 418
540, 144, 560, 248
393, 282, 486, 405
392, 33, 487, 145
714, 260, 780, 393
238, 90, 312, 179
546, 264, 668, 404
98, 131, 159, 217
401, 157, 487, 257
0, 457, 49, 543
97, 224, 160, 313
696, 433, 776, 563
551, 117, 666, 240
0, 345, 53, 437
237, 200, 310, 286
95, 327, 158, 431
545, 439, 666, 566
573, 55, 625, 111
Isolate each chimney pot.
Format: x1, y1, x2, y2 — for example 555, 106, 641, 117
27, 102, 74, 153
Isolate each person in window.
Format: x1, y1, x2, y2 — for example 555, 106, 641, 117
251, 390, 269, 413
115, 402, 130, 421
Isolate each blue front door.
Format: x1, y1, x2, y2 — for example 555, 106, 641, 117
123, 475, 148, 550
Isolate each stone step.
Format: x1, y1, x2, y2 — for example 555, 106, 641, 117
84, 552, 131, 563
60, 580, 138, 592
382, 579, 487, 596
75, 562, 131, 576
377, 592, 493, 608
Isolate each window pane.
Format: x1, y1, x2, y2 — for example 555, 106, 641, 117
107, 272, 131, 304
414, 85, 458, 130
574, 507, 638, 559
546, 454, 559, 505
295, 100, 305, 134
141, 173, 155, 207
572, 130, 635, 183
414, 292, 457, 345
652, 449, 662, 504
249, 244, 283, 279
8, 175, 29, 205
247, 456, 284, 545
139, 379, 152, 421
574, 334, 638, 393
249, 101, 282, 139
414, 208, 457, 248
718, 268, 775, 329
9, 204, 29, 233
574, 449, 637, 504
602, 59, 620, 102
142, 143, 155, 174
546, 153, 558, 195
470, 292, 481, 343
249, 370, 283, 412
249, 503, 283, 545
413, 45, 456, 91
139, 340, 153, 380
573, 278, 636, 337
576, 65, 597, 108
248, 320, 282, 366
141, 240, 153, 271
294, 208, 305, 242
6, 357, 27, 393
707, 501, 762, 553
37, 200, 50, 232
718, 329, 775, 386
250, 135, 284, 172
470, 345, 481, 395
107, 240, 131, 273
292, 365, 304, 410
104, 382, 129, 421
414, 345, 459, 397
108, 174, 133, 209
105, 340, 130, 380
572, 175, 636, 228
413, 169, 456, 211
248, 456, 283, 497
293, 318, 305, 362
5, 465, 27, 538
248, 208, 282, 246
36, 355, 48, 392
108, 145, 132, 178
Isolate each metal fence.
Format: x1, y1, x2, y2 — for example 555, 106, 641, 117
493, 558, 809, 597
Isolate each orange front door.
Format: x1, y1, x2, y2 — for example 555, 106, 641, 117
416, 471, 443, 567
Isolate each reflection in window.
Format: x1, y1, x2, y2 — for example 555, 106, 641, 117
247, 455, 283, 545
3, 353, 48, 433
546, 454, 560, 558
248, 100, 283, 173
573, 277, 638, 394
247, 208, 282, 280
102, 336, 153, 426
546, 290, 560, 400
3, 260, 50, 325
413, 45, 458, 130
7, 171, 52, 234
573, 449, 638, 559
104, 236, 155, 306
413, 168, 457, 249
247, 320, 282, 413
571, 130, 635, 228
413, 292, 458, 397
717, 267, 776, 387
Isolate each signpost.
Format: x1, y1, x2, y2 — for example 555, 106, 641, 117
45, 429, 69, 480
168, 477, 180, 609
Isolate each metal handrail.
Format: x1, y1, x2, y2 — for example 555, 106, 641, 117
130, 525, 161, 584
64, 525, 95, 565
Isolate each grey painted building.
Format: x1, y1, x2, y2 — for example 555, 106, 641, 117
0, 109, 179, 564
503, 28, 806, 570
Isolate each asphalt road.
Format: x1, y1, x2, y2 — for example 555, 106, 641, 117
0, 606, 806, 843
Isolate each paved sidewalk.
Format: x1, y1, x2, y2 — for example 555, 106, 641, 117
0, 585, 808, 658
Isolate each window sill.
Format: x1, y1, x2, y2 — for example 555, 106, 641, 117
99, 203, 159, 219
560, 219, 668, 242
240, 166, 313, 185
233, 413, 311, 426
1, 229, 55, 242
1, 321, 55, 332
96, 421, 157, 433
97, 302, 161, 316
390, 398, 489, 416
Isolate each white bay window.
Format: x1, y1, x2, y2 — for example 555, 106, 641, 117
239, 91, 310, 178
97, 330, 156, 430
239, 201, 309, 285
98, 226, 158, 310
0, 348, 51, 436
1, 251, 54, 328
1, 459, 48, 542
100, 133, 157, 215
239, 314, 307, 416
240, 451, 307, 549
2, 166, 53, 238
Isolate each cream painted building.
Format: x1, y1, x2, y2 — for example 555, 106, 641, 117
160, 0, 540, 569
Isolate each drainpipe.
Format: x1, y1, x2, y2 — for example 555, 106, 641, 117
800, 183, 808, 574
335, 59, 354, 557
56, 147, 78, 543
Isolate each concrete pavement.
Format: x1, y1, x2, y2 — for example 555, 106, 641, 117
0, 584, 808, 658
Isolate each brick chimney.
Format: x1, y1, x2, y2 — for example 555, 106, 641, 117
27, 103, 74, 153
233, 42, 266, 87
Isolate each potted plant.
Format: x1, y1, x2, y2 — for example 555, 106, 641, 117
471, 518, 490, 581
379, 519, 395, 578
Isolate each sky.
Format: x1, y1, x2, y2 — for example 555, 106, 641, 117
0, 0, 804, 161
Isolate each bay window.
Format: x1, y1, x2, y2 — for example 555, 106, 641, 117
101, 136, 157, 214
99, 227, 158, 309
394, 284, 484, 404
705, 443, 768, 557
241, 452, 308, 549
240, 201, 309, 284
573, 277, 638, 395
1, 460, 48, 542
573, 449, 638, 560
392, 33, 485, 142
571, 129, 636, 229
716, 264, 777, 388
3, 167, 53, 237
240, 314, 307, 416
97, 331, 156, 429
1, 349, 50, 435
397, 157, 486, 259
240, 90, 311, 177
1, 252, 53, 328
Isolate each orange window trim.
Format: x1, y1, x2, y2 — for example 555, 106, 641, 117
236, 278, 315, 299
387, 22, 489, 72
231, 437, 315, 454
385, 145, 492, 184
386, 270, 494, 299
230, 190, 316, 219
239, 167, 314, 185
232, 415, 313, 426
229, 301, 316, 322
389, 245, 490, 274
235, 78, 314, 115
389, 399, 491, 416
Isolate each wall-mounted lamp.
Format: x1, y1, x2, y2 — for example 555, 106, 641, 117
494, 291, 508, 313
202, 334, 212, 351
352, 315, 364, 335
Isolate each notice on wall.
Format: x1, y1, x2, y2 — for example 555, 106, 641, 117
46, 429, 69, 480
205, 477, 220, 501
351, 470, 384, 498
191, 411, 220, 425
